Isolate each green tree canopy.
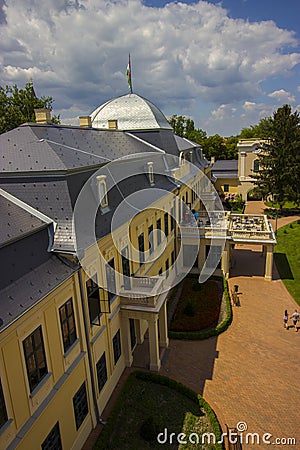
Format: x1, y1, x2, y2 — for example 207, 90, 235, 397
201, 134, 228, 160
239, 117, 272, 139
168, 114, 207, 142
169, 114, 238, 159
254, 104, 300, 208
0, 81, 60, 134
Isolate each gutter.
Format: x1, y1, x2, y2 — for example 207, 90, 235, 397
77, 270, 102, 425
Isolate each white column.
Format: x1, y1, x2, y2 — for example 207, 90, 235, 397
265, 244, 274, 281
121, 316, 133, 367
148, 318, 161, 372
221, 241, 230, 278
159, 302, 169, 348
240, 152, 246, 178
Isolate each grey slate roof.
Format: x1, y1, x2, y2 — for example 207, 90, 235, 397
0, 255, 77, 332
211, 159, 238, 179
0, 123, 169, 174
1, 179, 76, 252
0, 189, 48, 247
174, 135, 200, 151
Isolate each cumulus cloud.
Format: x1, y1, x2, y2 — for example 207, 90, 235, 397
268, 89, 296, 103
0, 0, 299, 134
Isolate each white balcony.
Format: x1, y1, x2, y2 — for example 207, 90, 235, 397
119, 276, 165, 308
178, 212, 276, 243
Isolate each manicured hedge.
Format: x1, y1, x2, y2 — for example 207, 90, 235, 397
95, 371, 224, 450
168, 276, 232, 340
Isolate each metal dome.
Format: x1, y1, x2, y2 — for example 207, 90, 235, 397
90, 93, 173, 131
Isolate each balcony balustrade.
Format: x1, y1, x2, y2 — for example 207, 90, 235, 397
178, 212, 276, 243
119, 276, 165, 308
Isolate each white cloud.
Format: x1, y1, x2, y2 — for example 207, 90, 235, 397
0, 0, 299, 134
268, 89, 295, 103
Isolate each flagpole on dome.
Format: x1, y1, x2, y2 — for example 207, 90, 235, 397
126, 53, 133, 94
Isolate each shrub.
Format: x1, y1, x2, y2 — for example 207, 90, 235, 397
183, 301, 196, 317
169, 276, 232, 340
139, 416, 159, 442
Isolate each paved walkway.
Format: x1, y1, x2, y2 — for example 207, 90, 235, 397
83, 201, 300, 449
160, 201, 300, 449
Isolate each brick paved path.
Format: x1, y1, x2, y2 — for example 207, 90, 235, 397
160, 201, 300, 449
84, 201, 300, 449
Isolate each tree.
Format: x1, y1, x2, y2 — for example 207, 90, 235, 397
254, 105, 300, 210
239, 118, 272, 139
224, 136, 238, 159
169, 114, 207, 143
201, 134, 228, 160
169, 115, 186, 137
0, 81, 60, 134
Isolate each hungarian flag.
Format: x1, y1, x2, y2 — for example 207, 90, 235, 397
126, 54, 132, 92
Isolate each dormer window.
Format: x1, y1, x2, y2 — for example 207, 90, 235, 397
97, 175, 108, 208
147, 162, 154, 185
179, 152, 186, 166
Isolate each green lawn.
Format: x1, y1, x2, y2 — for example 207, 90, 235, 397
274, 220, 300, 305
264, 200, 299, 209
95, 372, 221, 450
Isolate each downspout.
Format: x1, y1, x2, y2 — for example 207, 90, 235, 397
77, 270, 101, 424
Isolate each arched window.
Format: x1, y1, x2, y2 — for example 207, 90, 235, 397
96, 175, 108, 208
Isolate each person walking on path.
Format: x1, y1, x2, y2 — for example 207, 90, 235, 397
283, 310, 289, 329
290, 310, 299, 332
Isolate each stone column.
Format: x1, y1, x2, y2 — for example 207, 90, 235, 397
265, 244, 274, 281
159, 302, 169, 348
221, 241, 230, 278
121, 316, 133, 367
240, 152, 246, 178
148, 318, 161, 371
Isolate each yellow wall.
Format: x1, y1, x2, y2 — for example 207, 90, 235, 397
215, 178, 238, 196
0, 168, 206, 449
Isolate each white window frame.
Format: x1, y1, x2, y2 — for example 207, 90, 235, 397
147, 162, 154, 185
96, 175, 108, 208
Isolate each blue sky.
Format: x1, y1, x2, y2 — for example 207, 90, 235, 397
0, 0, 299, 136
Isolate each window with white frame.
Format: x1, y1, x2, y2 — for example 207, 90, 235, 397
96, 175, 108, 208
147, 162, 154, 184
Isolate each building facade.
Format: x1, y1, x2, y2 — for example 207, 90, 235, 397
0, 95, 275, 449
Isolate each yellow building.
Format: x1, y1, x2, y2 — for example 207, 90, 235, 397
211, 159, 239, 199
0, 94, 210, 449
237, 138, 268, 200
0, 95, 276, 449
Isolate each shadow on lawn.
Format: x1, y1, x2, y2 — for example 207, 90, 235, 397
274, 252, 294, 280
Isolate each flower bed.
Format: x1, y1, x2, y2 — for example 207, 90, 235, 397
170, 278, 221, 332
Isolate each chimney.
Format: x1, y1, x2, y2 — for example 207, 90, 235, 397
79, 116, 92, 127
211, 156, 215, 165
34, 108, 51, 124
108, 119, 118, 129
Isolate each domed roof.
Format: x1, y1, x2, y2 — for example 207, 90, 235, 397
90, 93, 173, 131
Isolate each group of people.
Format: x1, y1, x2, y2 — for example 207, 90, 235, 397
283, 309, 299, 331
